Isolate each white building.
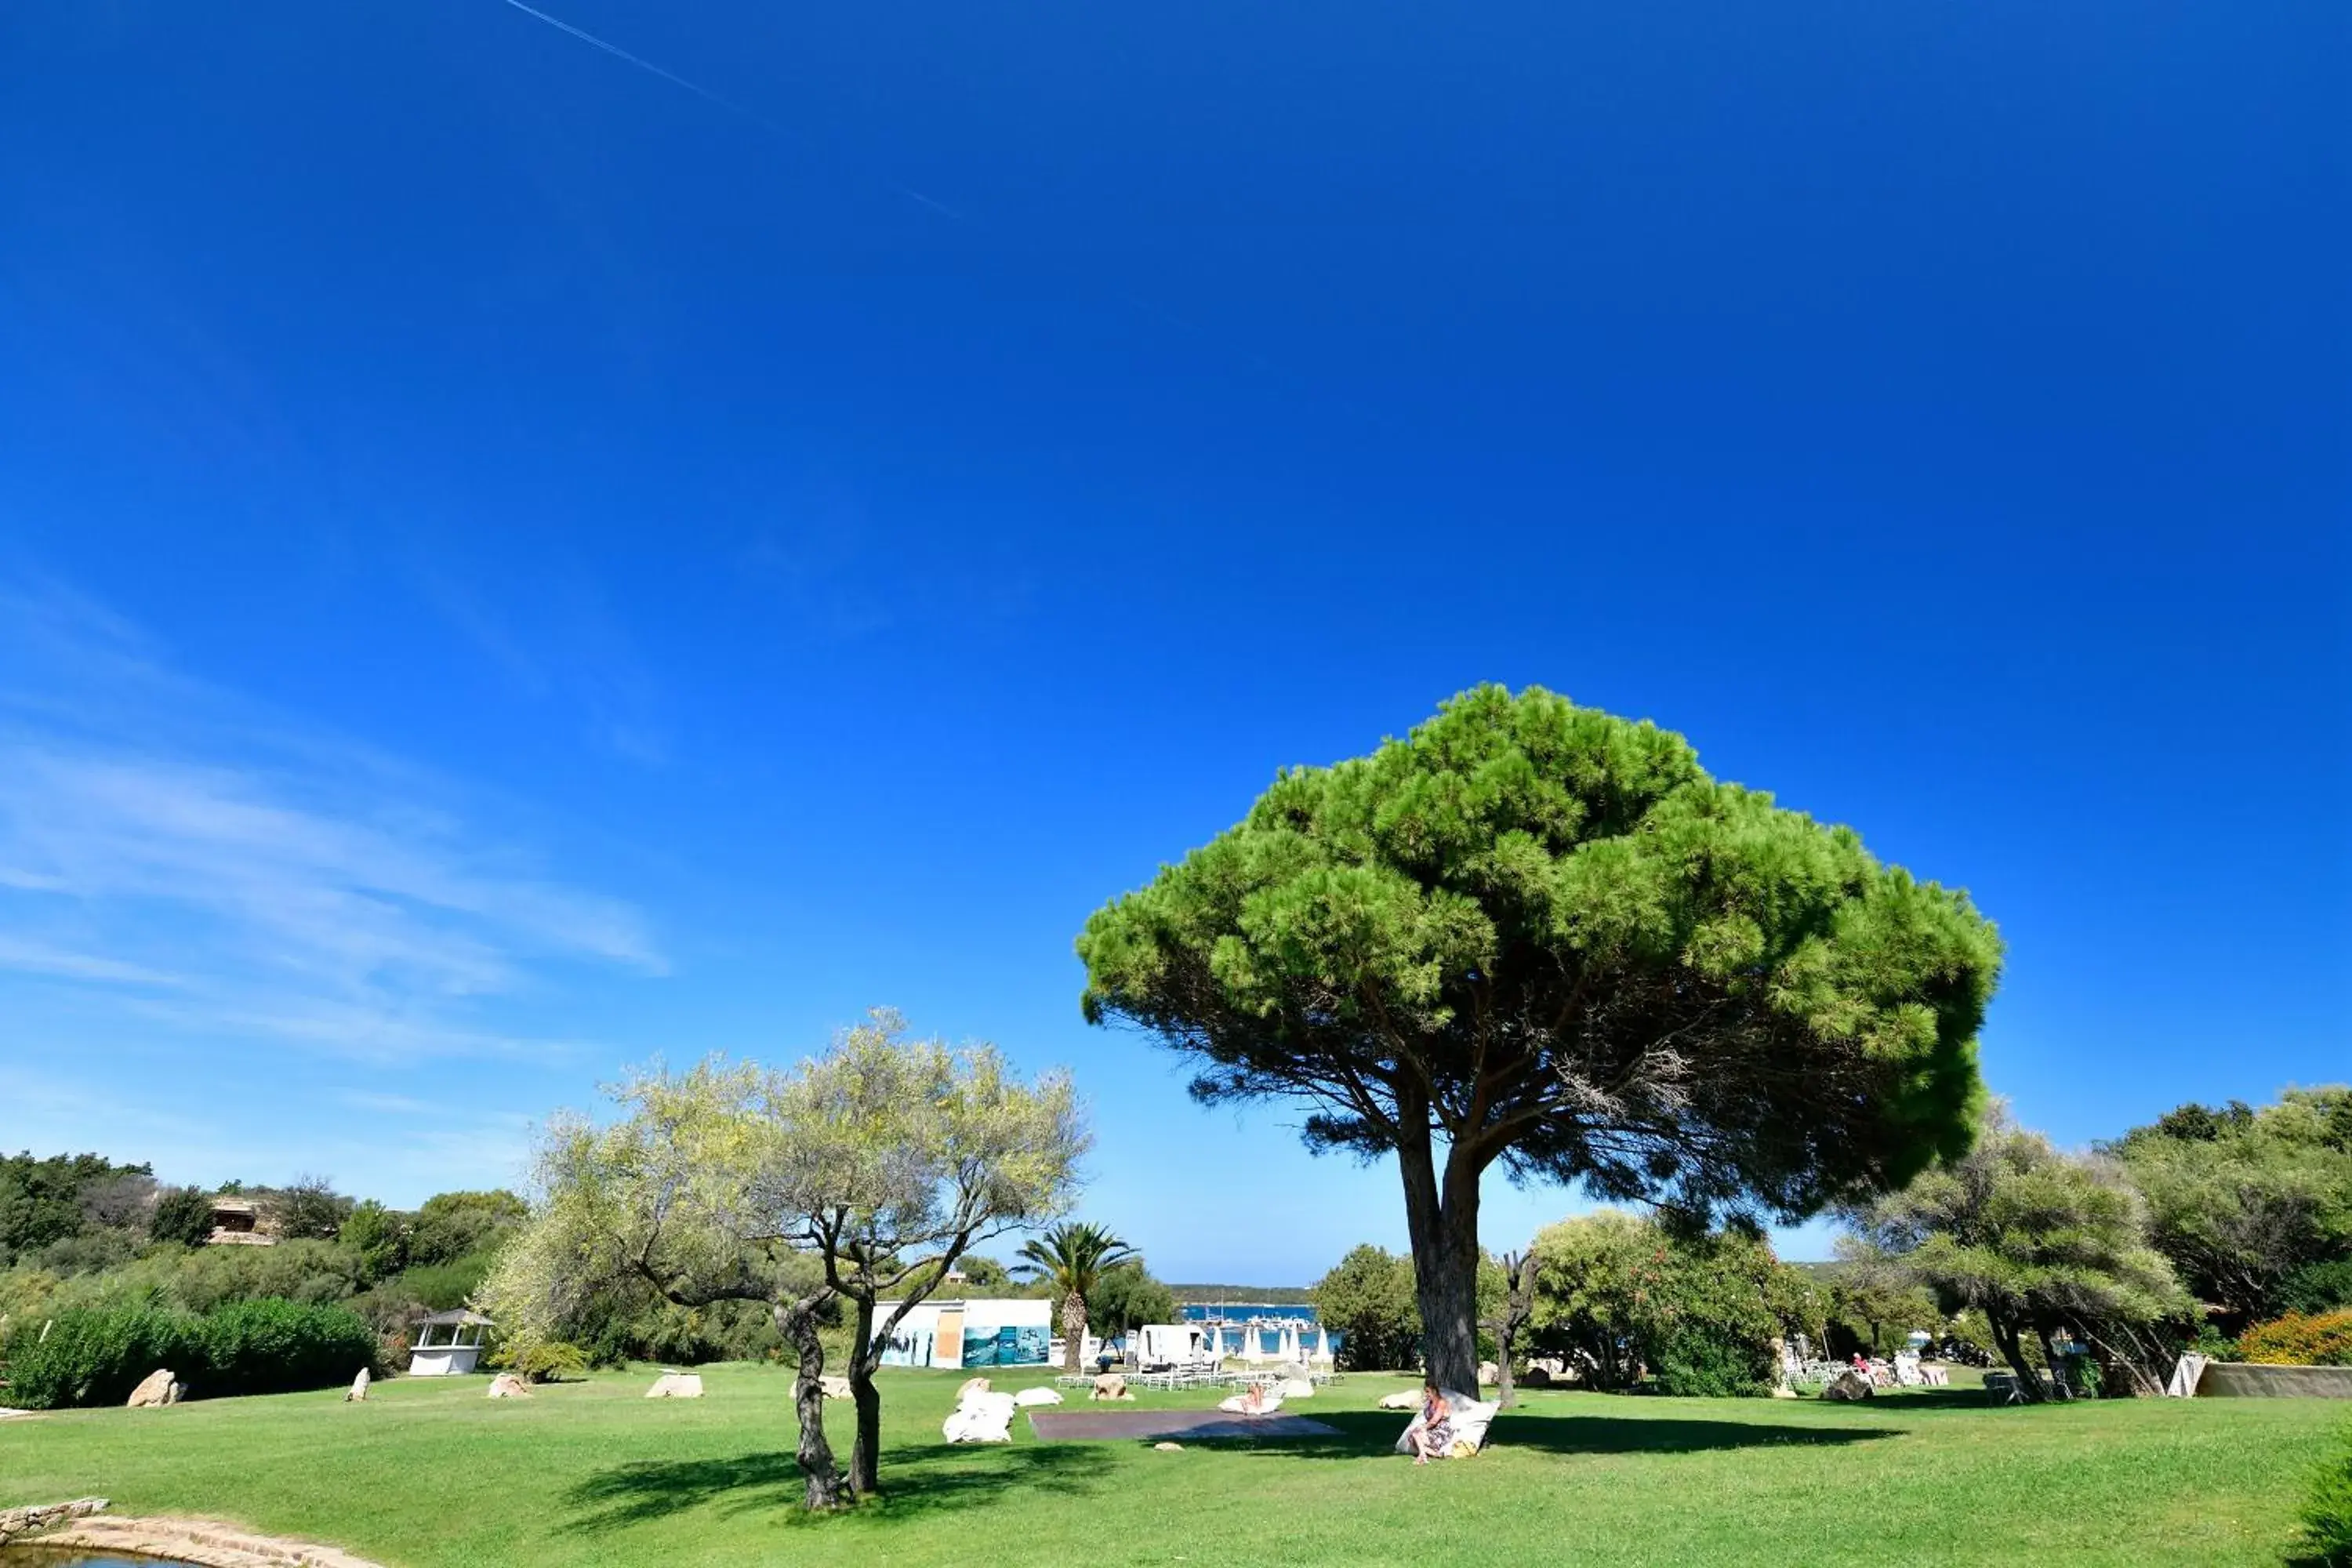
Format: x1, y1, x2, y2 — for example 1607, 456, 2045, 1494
406, 1308, 492, 1376
872, 1298, 1054, 1370
1135, 1323, 1219, 1370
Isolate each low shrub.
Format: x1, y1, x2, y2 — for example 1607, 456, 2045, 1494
0, 1298, 379, 1408
2304, 1425, 2352, 1566
512, 1341, 589, 1383
2239, 1310, 2352, 1368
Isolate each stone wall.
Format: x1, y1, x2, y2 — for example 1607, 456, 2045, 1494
2200, 1362, 2352, 1399
0, 1497, 110, 1545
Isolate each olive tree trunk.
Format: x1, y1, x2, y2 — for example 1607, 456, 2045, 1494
777, 1298, 849, 1510
1987, 1312, 2048, 1405
848, 1294, 885, 1497
1486, 1250, 1535, 1409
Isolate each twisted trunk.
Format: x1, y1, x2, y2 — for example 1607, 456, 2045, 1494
1987, 1309, 2048, 1405
777, 1298, 849, 1510
848, 1294, 884, 1496
1486, 1250, 1535, 1409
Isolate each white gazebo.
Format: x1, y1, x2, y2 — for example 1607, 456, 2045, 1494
407, 1309, 492, 1376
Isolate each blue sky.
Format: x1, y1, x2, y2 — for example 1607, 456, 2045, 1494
1, 0, 2343, 1281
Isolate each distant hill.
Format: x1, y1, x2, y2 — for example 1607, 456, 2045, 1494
1168, 1283, 1314, 1305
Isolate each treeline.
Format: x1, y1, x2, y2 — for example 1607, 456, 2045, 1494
0, 1149, 1189, 1395
504, 1247, 1181, 1374
1312, 1221, 1875, 1397
1312, 1086, 2352, 1400
1163, 1284, 1315, 1307
0, 1157, 529, 1358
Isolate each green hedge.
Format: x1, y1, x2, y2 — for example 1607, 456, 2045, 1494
0, 1298, 379, 1409
0, 1304, 189, 1408
195, 1299, 380, 1398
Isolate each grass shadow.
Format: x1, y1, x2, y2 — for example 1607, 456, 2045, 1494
1215, 1409, 1904, 1461
561, 1440, 1102, 1535
1834, 1388, 2013, 1413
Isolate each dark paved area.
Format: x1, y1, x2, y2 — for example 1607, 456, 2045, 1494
1028, 1407, 1342, 1442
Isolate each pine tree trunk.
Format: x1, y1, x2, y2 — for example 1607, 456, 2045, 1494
1061, 1292, 1087, 1374
778, 1298, 849, 1510
1398, 1127, 1482, 1393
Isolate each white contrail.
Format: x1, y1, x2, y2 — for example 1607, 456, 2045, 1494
495, 0, 964, 220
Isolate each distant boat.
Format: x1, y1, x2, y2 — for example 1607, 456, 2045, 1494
1177, 1301, 1340, 1362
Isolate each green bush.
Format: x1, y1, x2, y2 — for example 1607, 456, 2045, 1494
1651, 1327, 1775, 1399
1311, 1244, 1421, 1372
0, 1304, 191, 1408
148, 1186, 216, 1250
2239, 1310, 2352, 1367
195, 1299, 379, 1398
0, 1298, 378, 1409
2285, 1261, 2352, 1317
391, 1253, 496, 1312
2304, 1425, 2352, 1566
512, 1341, 590, 1383
408, 1191, 526, 1269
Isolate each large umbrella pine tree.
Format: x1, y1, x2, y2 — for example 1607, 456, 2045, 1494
1076, 684, 2001, 1395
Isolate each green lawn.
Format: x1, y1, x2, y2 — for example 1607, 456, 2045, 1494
1, 1365, 2339, 1566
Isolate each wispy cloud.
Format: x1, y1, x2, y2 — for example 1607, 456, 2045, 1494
0, 935, 184, 987
0, 579, 664, 1065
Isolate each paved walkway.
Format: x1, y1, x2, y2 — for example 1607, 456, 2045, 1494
1029, 1408, 1339, 1442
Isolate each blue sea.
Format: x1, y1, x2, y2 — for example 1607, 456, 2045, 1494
1179, 1303, 1323, 1323
1177, 1302, 1338, 1355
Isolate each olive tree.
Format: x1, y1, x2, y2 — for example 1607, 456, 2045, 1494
484, 1011, 1086, 1509
481, 1065, 853, 1508
1077, 684, 1999, 1392
1481, 1248, 1536, 1406
1850, 1106, 2190, 1399
770, 1014, 1086, 1495
2108, 1088, 2352, 1329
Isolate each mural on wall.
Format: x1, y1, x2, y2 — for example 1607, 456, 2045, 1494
962, 1324, 1051, 1367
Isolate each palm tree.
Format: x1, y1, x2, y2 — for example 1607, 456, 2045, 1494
1014, 1221, 1138, 1373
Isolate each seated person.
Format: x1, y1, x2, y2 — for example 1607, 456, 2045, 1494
1409, 1384, 1453, 1465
